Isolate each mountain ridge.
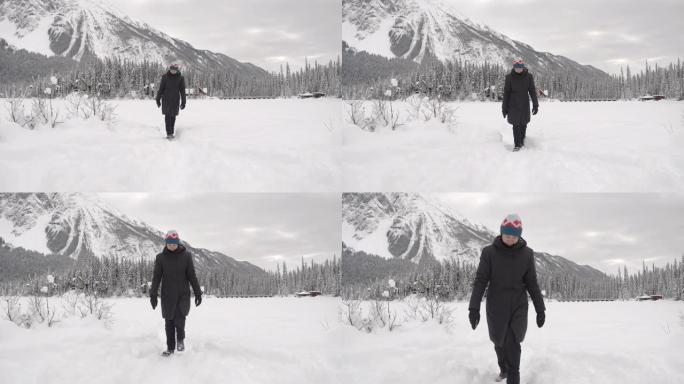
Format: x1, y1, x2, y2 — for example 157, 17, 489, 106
342, 0, 607, 78
0, 0, 267, 75
0, 193, 264, 276
342, 193, 606, 281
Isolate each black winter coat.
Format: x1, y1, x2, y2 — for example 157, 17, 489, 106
155, 71, 187, 116
150, 244, 202, 319
468, 236, 545, 346
502, 68, 539, 126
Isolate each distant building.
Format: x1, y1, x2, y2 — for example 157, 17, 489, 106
639, 95, 666, 101
297, 92, 326, 99
186, 87, 209, 97
636, 294, 664, 301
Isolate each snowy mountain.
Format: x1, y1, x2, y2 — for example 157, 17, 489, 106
0, 0, 266, 75
0, 193, 264, 274
342, 0, 607, 77
342, 193, 605, 280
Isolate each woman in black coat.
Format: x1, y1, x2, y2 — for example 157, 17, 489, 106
150, 230, 202, 356
502, 59, 539, 151
155, 64, 187, 139
468, 214, 546, 384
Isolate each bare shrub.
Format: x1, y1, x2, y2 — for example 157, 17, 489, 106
422, 97, 457, 125
29, 295, 46, 324
61, 291, 80, 317
387, 302, 401, 332
370, 300, 387, 328
31, 98, 63, 128
65, 93, 85, 118
77, 294, 111, 319
2, 296, 21, 324
341, 299, 362, 327
346, 99, 366, 126
372, 99, 404, 131
45, 296, 59, 327
403, 295, 422, 320
5, 98, 36, 128
406, 96, 425, 120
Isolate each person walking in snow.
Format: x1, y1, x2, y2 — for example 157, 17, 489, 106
155, 64, 187, 139
502, 59, 539, 151
150, 230, 202, 356
468, 214, 546, 384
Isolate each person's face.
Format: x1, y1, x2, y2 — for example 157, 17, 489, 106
166, 243, 178, 251
514, 67, 524, 74
501, 234, 519, 246
170, 69, 178, 75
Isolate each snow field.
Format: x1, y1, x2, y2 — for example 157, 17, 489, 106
0, 98, 342, 192
0, 296, 344, 384
342, 100, 684, 192
335, 299, 684, 384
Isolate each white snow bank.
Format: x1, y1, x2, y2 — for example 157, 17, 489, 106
0, 297, 343, 384
342, 100, 684, 192
0, 98, 342, 192
335, 300, 684, 384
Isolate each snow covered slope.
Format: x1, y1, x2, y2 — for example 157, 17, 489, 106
342, 193, 491, 264
0, 297, 343, 384
342, 0, 606, 77
338, 300, 684, 384
342, 100, 684, 192
0, 193, 264, 274
0, 0, 266, 75
0, 98, 342, 192
342, 193, 605, 280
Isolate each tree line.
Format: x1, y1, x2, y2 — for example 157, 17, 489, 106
342, 42, 684, 101
0, 41, 340, 99
341, 245, 684, 301
0, 243, 341, 298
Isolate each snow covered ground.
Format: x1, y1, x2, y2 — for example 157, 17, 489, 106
0, 296, 343, 384
342, 100, 684, 192
334, 299, 684, 384
0, 98, 341, 192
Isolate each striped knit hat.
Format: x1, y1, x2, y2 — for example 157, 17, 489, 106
165, 229, 180, 244
512, 58, 525, 69
500, 214, 523, 237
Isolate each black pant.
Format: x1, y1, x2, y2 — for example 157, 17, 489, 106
512, 124, 527, 148
164, 114, 176, 135
164, 315, 186, 351
494, 326, 521, 384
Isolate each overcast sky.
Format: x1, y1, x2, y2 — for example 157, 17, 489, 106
113, 0, 340, 72
99, 193, 341, 271
444, 0, 684, 74
435, 193, 684, 275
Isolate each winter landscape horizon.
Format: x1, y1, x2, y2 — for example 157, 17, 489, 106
2, 0, 684, 383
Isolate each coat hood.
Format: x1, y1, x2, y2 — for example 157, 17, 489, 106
510, 67, 529, 76
162, 244, 187, 254
493, 235, 527, 250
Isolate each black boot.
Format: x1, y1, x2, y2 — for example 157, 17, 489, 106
161, 349, 174, 357
164, 114, 176, 138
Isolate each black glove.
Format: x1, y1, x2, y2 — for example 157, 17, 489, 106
156, 100, 161, 108
180, 103, 185, 110
468, 309, 480, 330
502, 110, 507, 118
536, 311, 545, 328
532, 106, 538, 115
195, 295, 202, 307
150, 295, 158, 309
